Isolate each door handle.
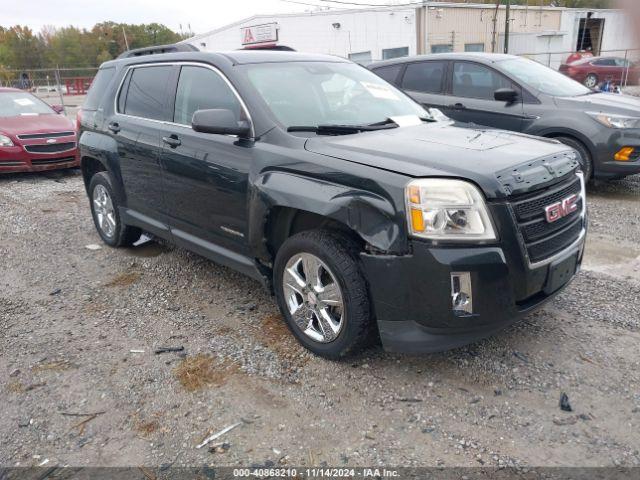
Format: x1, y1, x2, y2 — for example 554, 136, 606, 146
448, 103, 466, 110
162, 135, 181, 148
108, 122, 120, 133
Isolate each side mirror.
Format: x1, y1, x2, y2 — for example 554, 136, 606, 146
51, 104, 64, 114
192, 109, 251, 137
428, 108, 450, 122
494, 88, 518, 103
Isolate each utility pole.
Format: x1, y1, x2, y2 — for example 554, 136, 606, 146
491, 0, 500, 53
504, 0, 511, 54
122, 26, 130, 51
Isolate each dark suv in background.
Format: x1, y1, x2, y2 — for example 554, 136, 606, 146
78, 50, 586, 358
370, 53, 640, 181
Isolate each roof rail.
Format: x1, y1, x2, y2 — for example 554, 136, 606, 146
239, 45, 296, 51
117, 43, 198, 59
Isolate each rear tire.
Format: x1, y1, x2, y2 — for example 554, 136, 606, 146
273, 229, 372, 359
554, 136, 593, 181
89, 172, 141, 247
584, 73, 598, 89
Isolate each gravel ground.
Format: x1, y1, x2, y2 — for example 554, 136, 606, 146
1, 169, 640, 469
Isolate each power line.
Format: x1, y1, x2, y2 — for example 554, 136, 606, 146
280, 0, 344, 8
319, 0, 426, 7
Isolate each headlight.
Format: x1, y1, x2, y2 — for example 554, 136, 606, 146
589, 112, 640, 129
0, 134, 14, 147
406, 178, 496, 241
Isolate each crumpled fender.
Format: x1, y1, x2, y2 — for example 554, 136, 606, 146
248, 170, 408, 260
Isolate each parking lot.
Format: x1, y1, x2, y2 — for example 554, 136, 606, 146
1, 169, 639, 469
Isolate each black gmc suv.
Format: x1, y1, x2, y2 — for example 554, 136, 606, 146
78, 50, 587, 359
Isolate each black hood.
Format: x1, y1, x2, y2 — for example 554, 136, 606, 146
304, 121, 578, 198
555, 92, 640, 116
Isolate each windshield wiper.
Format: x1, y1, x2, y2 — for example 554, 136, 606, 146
287, 122, 399, 135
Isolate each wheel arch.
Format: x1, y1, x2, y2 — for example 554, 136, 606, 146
79, 131, 126, 202
249, 171, 408, 266
80, 155, 107, 193
537, 128, 596, 161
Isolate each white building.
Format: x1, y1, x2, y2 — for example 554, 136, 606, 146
182, 2, 636, 68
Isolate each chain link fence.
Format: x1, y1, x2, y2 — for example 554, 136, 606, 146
513, 47, 640, 93
0, 67, 98, 114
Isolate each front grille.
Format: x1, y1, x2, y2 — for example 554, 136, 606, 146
0, 161, 25, 166
24, 142, 76, 154
31, 156, 76, 166
509, 174, 584, 264
17, 131, 74, 140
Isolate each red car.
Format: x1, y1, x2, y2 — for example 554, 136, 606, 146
0, 87, 79, 174
559, 56, 640, 89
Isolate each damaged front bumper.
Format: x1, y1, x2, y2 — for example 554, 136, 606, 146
360, 231, 586, 354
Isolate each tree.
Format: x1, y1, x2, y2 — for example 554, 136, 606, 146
0, 22, 185, 70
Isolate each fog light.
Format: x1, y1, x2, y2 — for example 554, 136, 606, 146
451, 272, 473, 315
614, 147, 635, 161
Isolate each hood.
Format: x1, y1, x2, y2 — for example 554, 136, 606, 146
555, 92, 640, 116
0, 114, 75, 137
304, 122, 578, 198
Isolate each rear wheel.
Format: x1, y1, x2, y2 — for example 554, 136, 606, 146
554, 136, 593, 181
584, 73, 598, 89
273, 230, 372, 359
89, 172, 141, 247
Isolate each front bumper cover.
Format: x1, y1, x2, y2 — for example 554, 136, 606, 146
361, 232, 585, 354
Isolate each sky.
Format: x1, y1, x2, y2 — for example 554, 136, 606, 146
1, 0, 356, 36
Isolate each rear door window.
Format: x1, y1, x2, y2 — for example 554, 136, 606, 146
83, 67, 116, 111
401, 61, 446, 93
122, 65, 173, 120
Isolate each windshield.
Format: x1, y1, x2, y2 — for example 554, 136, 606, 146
243, 62, 427, 128
0, 92, 55, 117
499, 57, 591, 97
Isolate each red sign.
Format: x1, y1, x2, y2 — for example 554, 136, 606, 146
241, 23, 278, 46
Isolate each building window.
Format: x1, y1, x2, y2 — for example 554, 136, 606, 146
382, 47, 409, 60
431, 44, 453, 54
465, 43, 485, 53
348, 51, 372, 65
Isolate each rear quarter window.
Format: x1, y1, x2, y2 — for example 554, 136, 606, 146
372, 65, 403, 85
83, 67, 116, 111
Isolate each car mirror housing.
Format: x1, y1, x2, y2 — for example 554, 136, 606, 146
51, 104, 64, 114
191, 109, 251, 137
494, 88, 518, 103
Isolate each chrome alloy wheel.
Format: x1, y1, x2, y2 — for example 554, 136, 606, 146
93, 184, 116, 238
282, 253, 345, 343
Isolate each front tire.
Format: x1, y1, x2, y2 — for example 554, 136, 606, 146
273, 230, 372, 359
89, 172, 141, 247
554, 136, 593, 181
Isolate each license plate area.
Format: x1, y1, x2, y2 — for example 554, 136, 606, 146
544, 253, 578, 295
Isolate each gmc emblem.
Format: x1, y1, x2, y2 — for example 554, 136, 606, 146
544, 194, 579, 223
